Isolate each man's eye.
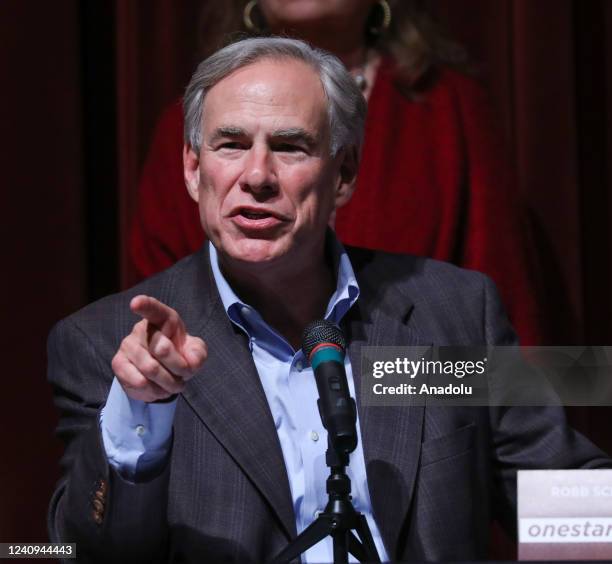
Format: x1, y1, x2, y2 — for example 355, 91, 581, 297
275, 144, 304, 153
219, 142, 244, 150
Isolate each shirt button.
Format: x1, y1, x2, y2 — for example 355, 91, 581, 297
295, 360, 303, 372
310, 431, 319, 442
314, 509, 322, 519
135, 425, 146, 436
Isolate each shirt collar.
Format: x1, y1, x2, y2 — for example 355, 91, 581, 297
209, 233, 360, 341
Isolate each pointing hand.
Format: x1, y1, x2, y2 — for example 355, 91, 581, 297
111, 295, 207, 402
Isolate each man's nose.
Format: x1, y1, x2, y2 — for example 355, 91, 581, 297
238, 146, 278, 194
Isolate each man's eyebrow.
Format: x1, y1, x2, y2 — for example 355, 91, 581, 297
208, 126, 318, 147
271, 128, 318, 147
209, 126, 247, 143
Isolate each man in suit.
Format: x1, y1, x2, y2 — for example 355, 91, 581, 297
48, 37, 610, 562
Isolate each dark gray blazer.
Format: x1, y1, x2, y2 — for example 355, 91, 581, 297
47, 245, 610, 562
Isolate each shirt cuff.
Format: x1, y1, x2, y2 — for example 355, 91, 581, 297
100, 377, 177, 480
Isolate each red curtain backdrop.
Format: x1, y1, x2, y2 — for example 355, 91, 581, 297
116, 1, 201, 283
1, 0, 85, 543
438, 0, 587, 343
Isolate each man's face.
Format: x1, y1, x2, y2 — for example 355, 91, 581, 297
184, 58, 355, 270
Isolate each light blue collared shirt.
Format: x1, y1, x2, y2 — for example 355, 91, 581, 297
101, 238, 389, 562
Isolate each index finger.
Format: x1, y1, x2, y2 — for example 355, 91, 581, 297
130, 295, 185, 340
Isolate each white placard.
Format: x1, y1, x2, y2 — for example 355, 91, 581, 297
518, 470, 612, 561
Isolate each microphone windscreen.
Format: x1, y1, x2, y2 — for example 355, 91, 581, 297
302, 319, 346, 358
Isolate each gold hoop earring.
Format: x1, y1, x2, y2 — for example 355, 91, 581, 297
369, 0, 392, 36
243, 0, 263, 33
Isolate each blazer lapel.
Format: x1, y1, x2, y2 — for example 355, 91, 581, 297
344, 256, 426, 559
171, 247, 296, 540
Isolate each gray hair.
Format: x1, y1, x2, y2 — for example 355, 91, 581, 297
183, 37, 367, 157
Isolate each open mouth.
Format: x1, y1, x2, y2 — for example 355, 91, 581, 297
240, 210, 272, 220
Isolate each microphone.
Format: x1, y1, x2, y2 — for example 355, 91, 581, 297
302, 320, 357, 455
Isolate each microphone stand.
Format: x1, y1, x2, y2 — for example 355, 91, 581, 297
270, 437, 380, 564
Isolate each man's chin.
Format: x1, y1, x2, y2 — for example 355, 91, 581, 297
224, 238, 288, 265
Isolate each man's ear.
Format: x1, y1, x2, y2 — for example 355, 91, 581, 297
334, 146, 359, 208
183, 143, 200, 202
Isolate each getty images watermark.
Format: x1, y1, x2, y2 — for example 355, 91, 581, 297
360, 347, 612, 406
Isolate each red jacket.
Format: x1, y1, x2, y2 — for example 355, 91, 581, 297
129, 58, 545, 344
